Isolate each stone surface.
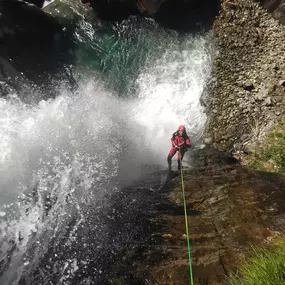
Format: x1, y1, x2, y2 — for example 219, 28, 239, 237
0, 0, 75, 97
86, 0, 221, 31
150, 148, 285, 284
205, 0, 285, 151
262, 0, 285, 24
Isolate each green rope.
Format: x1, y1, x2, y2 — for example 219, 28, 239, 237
179, 151, 194, 285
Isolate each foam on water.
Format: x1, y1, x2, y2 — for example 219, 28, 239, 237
132, 34, 212, 165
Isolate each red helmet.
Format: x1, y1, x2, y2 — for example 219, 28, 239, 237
178, 125, 185, 132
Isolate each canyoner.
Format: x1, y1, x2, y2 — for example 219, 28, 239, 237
167, 125, 192, 171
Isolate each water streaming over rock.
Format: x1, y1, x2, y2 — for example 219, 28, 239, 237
0, 14, 213, 284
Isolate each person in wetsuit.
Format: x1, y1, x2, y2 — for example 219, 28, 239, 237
167, 125, 191, 171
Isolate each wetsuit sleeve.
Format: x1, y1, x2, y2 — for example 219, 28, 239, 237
171, 132, 177, 147
185, 136, 191, 147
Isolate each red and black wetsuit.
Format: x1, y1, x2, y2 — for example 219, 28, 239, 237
167, 130, 191, 170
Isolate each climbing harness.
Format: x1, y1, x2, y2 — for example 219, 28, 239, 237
179, 152, 194, 285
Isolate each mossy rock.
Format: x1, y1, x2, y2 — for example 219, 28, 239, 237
245, 122, 285, 172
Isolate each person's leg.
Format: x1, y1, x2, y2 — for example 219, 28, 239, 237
177, 148, 185, 170
167, 148, 177, 170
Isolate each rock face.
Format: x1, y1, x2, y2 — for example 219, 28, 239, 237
22, 0, 46, 8
0, 0, 74, 97
88, 0, 221, 31
150, 148, 285, 284
204, 0, 285, 151
261, 0, 285, 24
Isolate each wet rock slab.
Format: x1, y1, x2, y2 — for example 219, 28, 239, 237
152, 147, 285, 284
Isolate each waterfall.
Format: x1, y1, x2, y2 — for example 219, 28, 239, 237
0, 15, 213, 284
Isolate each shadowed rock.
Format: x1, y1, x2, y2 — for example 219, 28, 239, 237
260, 0, 285, 24
87, 0, 221, 32
0, 0, 75, 98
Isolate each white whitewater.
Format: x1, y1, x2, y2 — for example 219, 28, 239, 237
0, 28, 213, 284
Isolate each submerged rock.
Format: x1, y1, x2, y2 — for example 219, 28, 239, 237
23, 0, 46, 8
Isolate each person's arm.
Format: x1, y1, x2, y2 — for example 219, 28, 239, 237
171, 132, 178, 148
185, 136, 191, 147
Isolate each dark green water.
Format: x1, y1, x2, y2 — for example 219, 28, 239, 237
74, 16, 181, 96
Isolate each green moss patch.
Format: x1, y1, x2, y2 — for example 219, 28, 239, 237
227, 236, 285, 285
245, 122, 285, 172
